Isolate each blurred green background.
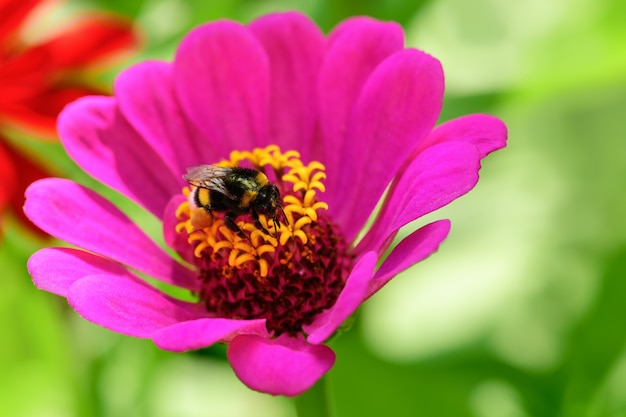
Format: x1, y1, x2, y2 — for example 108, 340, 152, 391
2, 0, 626, 416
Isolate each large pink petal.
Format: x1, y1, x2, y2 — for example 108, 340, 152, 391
319, 17, 404, 201
228, 334, 335, 396
249, 12, 325, 162
356, 142, 481, 255
24, 178, 198, 290
367, 220, 451, 298
28, 247, 136, 297
304, 252, 378, 344
173, 20, 269, 153
114, 61, 214, 173
153, 318, 268, 352
58, 96, 180, 217
417, 114, 508, 158
334, 49, 444, 240
68, 274, 202, 338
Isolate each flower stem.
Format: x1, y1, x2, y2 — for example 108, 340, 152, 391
294, 375, 334, 417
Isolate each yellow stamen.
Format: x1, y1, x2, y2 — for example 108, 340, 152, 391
234, 253, 257, 267
194, 241, 210, 258
228, 249, 240, 267
295, 216, 312, 230
258, 259, 269, 278
294, 230, 308, 244
188, 231, 206, 242
175, 201, 189, 219
310, 180, 326, 193
313, 201, 329, 211
256, 245, 276, 256
282, 195, 302, 205
175, 222, 187, 234
233, 241, 256, 254
303, 189, 317, 207
213, 241, 234, 253
175, 145, 329, 279
279, 231, 292, 246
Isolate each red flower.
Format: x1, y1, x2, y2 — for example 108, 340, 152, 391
0, 0, 138, 238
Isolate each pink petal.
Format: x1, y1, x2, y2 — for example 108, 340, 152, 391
228, 334, 336, 396
249, 12, 325, 162
417, 114, 508, 158
304, 252, 378, 344
24, 178, 198, 290
334, 49, 445, 241
114, 61, 214, 173
68, 274, 202, 338
356, 142, 481, 255
367, 220, 451, 298
28, 247, 136, 297
153, 318, 268, 352
173, 20, 269, 153
319, 17, 404, 204
58, 96, 180, 217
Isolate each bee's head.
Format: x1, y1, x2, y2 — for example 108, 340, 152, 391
255, 184, 281, 216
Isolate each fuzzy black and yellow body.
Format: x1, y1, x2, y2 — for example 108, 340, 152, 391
183, 165, 285, 237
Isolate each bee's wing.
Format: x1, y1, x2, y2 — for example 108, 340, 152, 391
183, 165, 236, 200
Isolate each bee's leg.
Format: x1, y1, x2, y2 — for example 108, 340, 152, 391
251, 210, 271, 236
280, 207, 289, 225
224, 212, 246, 239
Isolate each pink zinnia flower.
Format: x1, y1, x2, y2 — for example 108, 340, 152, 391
25, 12, 506, 396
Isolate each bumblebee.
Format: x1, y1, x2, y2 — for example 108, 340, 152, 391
183, 165, 285, 238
